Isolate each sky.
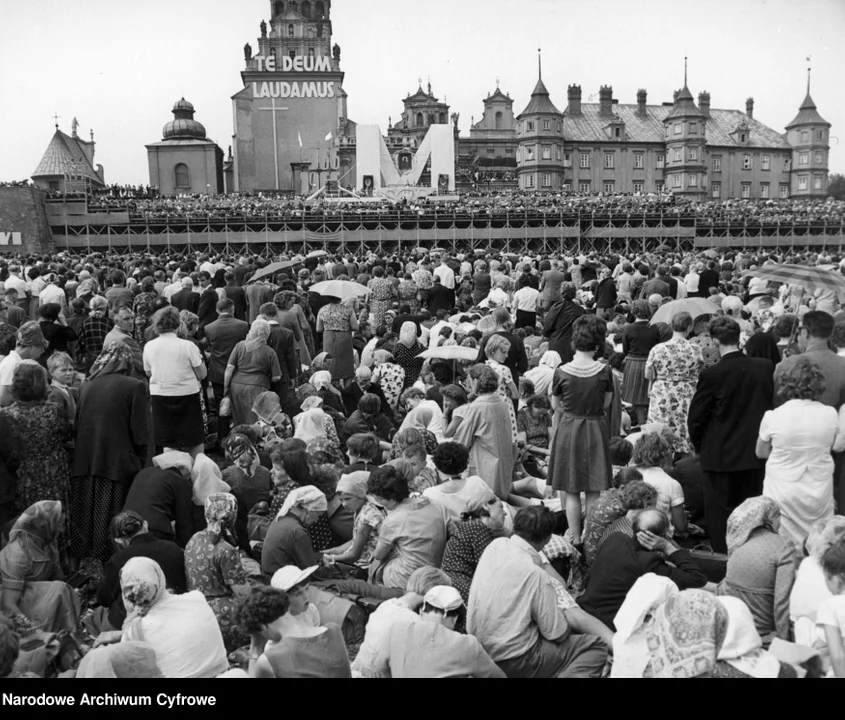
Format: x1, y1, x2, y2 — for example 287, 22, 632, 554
1, 0, 843, 184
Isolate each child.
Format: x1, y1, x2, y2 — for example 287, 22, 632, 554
46, 351, 78, 430
818, 536, 845, 678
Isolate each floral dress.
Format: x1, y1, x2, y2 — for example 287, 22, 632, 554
184, 530, 250, 653
516, 407, 552, 448
397, 279, 419, 313
353, 501, 387, 569
133, 291, 159, 343
689, 335, 720, 369
582, 488, 626, 566
645, 337, 704, 453
367, 278, 398, 329
485, 360, 519, 442
372, 363, 406, 413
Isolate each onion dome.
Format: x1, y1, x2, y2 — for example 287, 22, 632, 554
162, 98, 207, 140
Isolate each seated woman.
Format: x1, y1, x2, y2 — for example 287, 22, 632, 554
235, 586, 351, 678
516, 394, 554, 478
441, 383, 468, 439
717, 497, 796, 645
0, 622, 43, 679
398, 387, 445, 444
0, 501, 80, 633
370, 350, 406, 415
294, 403, 345, 468
351, 566, 452, 678
582, 467, 644, 567
96, 511, 187, 634
102, 557, 229, 678
630, 431, 687, 537
250, 391, 293, 452
261, 486, 331, 579
269, 565, 322, 629
221, 434, 272, 552
320, 473, 387, 580
342, 393, 396, 447
309, 369, 347, 416
596, 481, 659, 550
184, 493, 252, 654
423, 442, 501, 524
189, 453, 231, 533
367, 466, 448, 591
399, 444, 439, 495
389, 427, 436, 461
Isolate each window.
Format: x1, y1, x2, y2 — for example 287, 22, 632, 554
656, 182, 665, 193
527, 121, 534, 132
740, 134, 746, 143
815, 153, 823, 164
800, 130, 809, 142
688, 148, 698, 161
563, 182, 572, 191
742, 154, 751, 170
785, 158, 792, 171
674, 123, 682, 135
288, 23, 294, 35
656, 154, 665, 167
416, 112, 424, 127
175, 163, 191, 189
799, 153, 809, 165
564, 153, 572, 167
673, 149, 681, 162
494, 111, 503, 130
761, 155, 770, 170
557, 122, 562, 132
817, 129, 825, 140
557, 148, 562, 162
634, 153, 644, 169
688, 174, 698, 187
542, 173, 552, 187
712, 157, 722, 172
580, 153, 590, 168
814, 176, 823, 190
604, 153, 615, 169
541, 146, 551, 160
798, 176, 808, 190
49, 181, 59, 191
711, 183, 721, 198
579, 182, 591, 193
526, 175, 535, 188
689, 122, 697, 134
633, 182, 644, 193
543, 120, 550, 131
760, 183, 770, 198
526, 146, 535, 161
779, 184, 789, 198
673, 174, 681, 188
741, 183, 751, 198
614, 127, 621, 138
603, 183, 614, 194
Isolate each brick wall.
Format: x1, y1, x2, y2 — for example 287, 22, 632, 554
0, 187, 54, 255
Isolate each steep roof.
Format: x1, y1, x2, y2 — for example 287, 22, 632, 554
518, 77, 562, 118
485, 87, 513, 105
664, 85, 705, 120
785, 92, 830, 129
32, 129, 103, 183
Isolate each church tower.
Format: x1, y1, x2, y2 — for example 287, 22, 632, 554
232, 0, 350, 193
662, 63, 707, 198
786, 67, 831, 198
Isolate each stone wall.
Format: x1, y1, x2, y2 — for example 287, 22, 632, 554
0, 187, 54, 255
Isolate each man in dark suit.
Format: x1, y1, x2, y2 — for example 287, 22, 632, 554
2, 290, 26, 328
224, 272, 249, 322
196, 271, 219, 335
170, 277, 200, 314
477, 307, 530, 384
341, 365, 394, 422
697, 261, 721, 298
204, 298, 249, 439
688, 316, 774, 554
260, 303, 298, 411
426, 277, 455, 316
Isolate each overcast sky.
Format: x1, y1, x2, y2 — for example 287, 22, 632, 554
2, 0, 843, 184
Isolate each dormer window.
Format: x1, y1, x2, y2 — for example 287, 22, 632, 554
740, 133, 746, 143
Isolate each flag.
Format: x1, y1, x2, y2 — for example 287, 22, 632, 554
325, 131, 333, 141
298, 132, 303, 148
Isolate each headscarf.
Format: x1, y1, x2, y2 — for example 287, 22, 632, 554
311, 352, 330, 371
152, 451, 193, 476
610, 574, 680, 678
309, 370, 333, 390
191, 453, 230, 507
121, 557, 168, 636
461, 484, 497, 519
524, 350, 562, 398
744, 332, 781, 366
9, 500, 63, 550
223, 433, 260, 478
399, 321, 418, 347
644, 590, 729, 678
277, 486, 327, 520
252, 391, 284, 426
716, 597, 781, 678
399, 405, 434, 434
725, 496, 781, 557
204, 492, 238, 545
294, 408, 327, 443
245, 319, 271, 352
76, 642, 163, 679
722, 295, 744, 316
805, 516, 845, 559
539, 350, 562, 370
336, 472, 370, 500
300, 396, 324, 411
75, 277, 98, 299
88, 341, 136, 381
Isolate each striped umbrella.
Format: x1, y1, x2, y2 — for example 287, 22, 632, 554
744, 264, 845, 294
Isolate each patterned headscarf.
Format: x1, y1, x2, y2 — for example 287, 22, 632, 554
121, 557, 167, 636
309, 370, 333, 390
644, 590, 729, 678
75, 277, 98, 299
190, 454, 230, 506
716, 597, 781, 678
88, 341, 136, 380
294, 408, 327, 443
277, 486, 327, 520
245, 319, 271, 352
252, 391, 283, 426
204, 492, 238, 545
725, 497, 781, 557
223, 432, 259, 478
16, 322, 45, 349
9, 500, 63, 548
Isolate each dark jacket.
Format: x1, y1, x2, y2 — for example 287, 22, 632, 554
342, 410, 396, 443
123, 466, 195, 548
267, 324, 298, 385
698, 269, 721, 297
476, 331, 530, 383
577, 532, 708, 630
73, 374, 150, 486
197, 288, 219, 333
595, 278, 618, 309
204, 315, 249, 385
97, 533, 187, 629
426, 284, 455, 315
224, 285, 249, 322
262, 515, 330, 579
171, 289, 200, 315
688, 351, 774, 473
543, 299, 586, 364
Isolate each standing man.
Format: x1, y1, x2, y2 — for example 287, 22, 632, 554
539, 260, 565, 315
204, 298, 249, 440
223, 272, 248, 322
433, 255, 456, 291
426, 278, 455, 317
5, 265, 30, 312
105, 271, 135, 315
688, 317, 774, 554
102, 307, 145, 378
171, 277, 200, 314
594, 268, 618, 320
196, 271, 219, 335
259, 303, 298, 411
245, 276, 272, 324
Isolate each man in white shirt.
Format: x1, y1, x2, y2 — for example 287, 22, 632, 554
38, 274, 67, 309
5, 265, 30, 311
0, 322, 47, 407
433, 257, 456, 290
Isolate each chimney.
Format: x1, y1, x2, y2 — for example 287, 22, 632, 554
673, 89, 680, 103
599, 85, 613, 117
637, 89, 647, 117
567, 84, 582, 116
746, 97, 754, 119
698, 91, 711, 117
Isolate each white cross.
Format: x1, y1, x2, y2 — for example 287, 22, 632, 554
259, 99, 290, 190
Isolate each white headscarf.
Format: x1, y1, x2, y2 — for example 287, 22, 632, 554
152, 451, 193, 476
294, 408, 327, 443
524, 350, 563, 397
190, 453, 231, 507
277, 486, 328, 520
309, 370, 333, 390
716, 597, 781, 678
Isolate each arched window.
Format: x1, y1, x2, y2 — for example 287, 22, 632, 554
301, 1, 311, 18
495, 111, 503, 130
428, 113, 434, 125
315, 1, 325, 18
175, 163, 191, 189
439, 113, 446, 124
288, 23, 294, 36
270, 47, 277, 64
416, 112, 424, 127
274, 1, 284, 15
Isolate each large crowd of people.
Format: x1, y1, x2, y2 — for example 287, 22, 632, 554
1, 231, 845, 680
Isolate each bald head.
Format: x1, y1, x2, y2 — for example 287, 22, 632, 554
355, 366, 372, 382
633, 509, 670, 539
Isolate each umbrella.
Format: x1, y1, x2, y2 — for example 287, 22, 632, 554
419, 346, 480, 362
702, 249, 719, 259
655, 245, 671, 252
307, 250, 329, 259
247, 260, 302, 284
309, 280, 370, 300
745, 264, 845, 294
650, 297, 719, 326
430, 247, 447, 255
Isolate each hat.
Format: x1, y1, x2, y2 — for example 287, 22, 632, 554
271, 565, 318, 591
423, 586, 464, 613
16, 322, 46, 349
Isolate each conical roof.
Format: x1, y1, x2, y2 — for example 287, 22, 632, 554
664, 85, 705, 121
32, 129, 101, 183
786, 92, 830, 128
519, 76, 561, 117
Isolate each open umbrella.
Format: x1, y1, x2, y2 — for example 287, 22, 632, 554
247, 260, 303, 284
745, 264, 845, 294
419, 345, 480, 374
702, 249, 719, 259
650, 297, 719, 326
307, 250, 329, 259
309, 280, 370, 300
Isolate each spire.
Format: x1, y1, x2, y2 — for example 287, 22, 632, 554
538, 47, 542, 80
807, 55, 812, 95
52, 112, 60, 130
684, 56, 688, 88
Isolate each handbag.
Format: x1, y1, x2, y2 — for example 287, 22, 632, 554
688, 544, 728, 584
219, 396, 232, 418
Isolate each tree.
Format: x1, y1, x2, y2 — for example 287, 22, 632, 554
829, 173, 845, 201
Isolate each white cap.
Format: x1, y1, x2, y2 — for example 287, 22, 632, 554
423, 586, 464, 612
270, 565, 318, 591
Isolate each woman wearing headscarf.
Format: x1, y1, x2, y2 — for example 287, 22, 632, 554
261, 485, 331, 579
309, 369, 346, 415
317, 295, 359, 382
294, 406, 344, 467
713, 597, 790, 678
274, 290, 312, 368
189, 453, 231, 530
398, 387, 444, 445
716, 497, 796, 645
224, 319, 282, 427
184, 493, 252, 653
523, 350, 562, 399
77, 641, 163, 679
251, 390, 293, 452
688, 314, 720, 368
392, 322, 427, 391
0, 501, 80, 633
110, 557, 229, 678
370, 350, 405, 414
132, 277, 159, 343
72, 342, 150, 563
221, 433, 272, 553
